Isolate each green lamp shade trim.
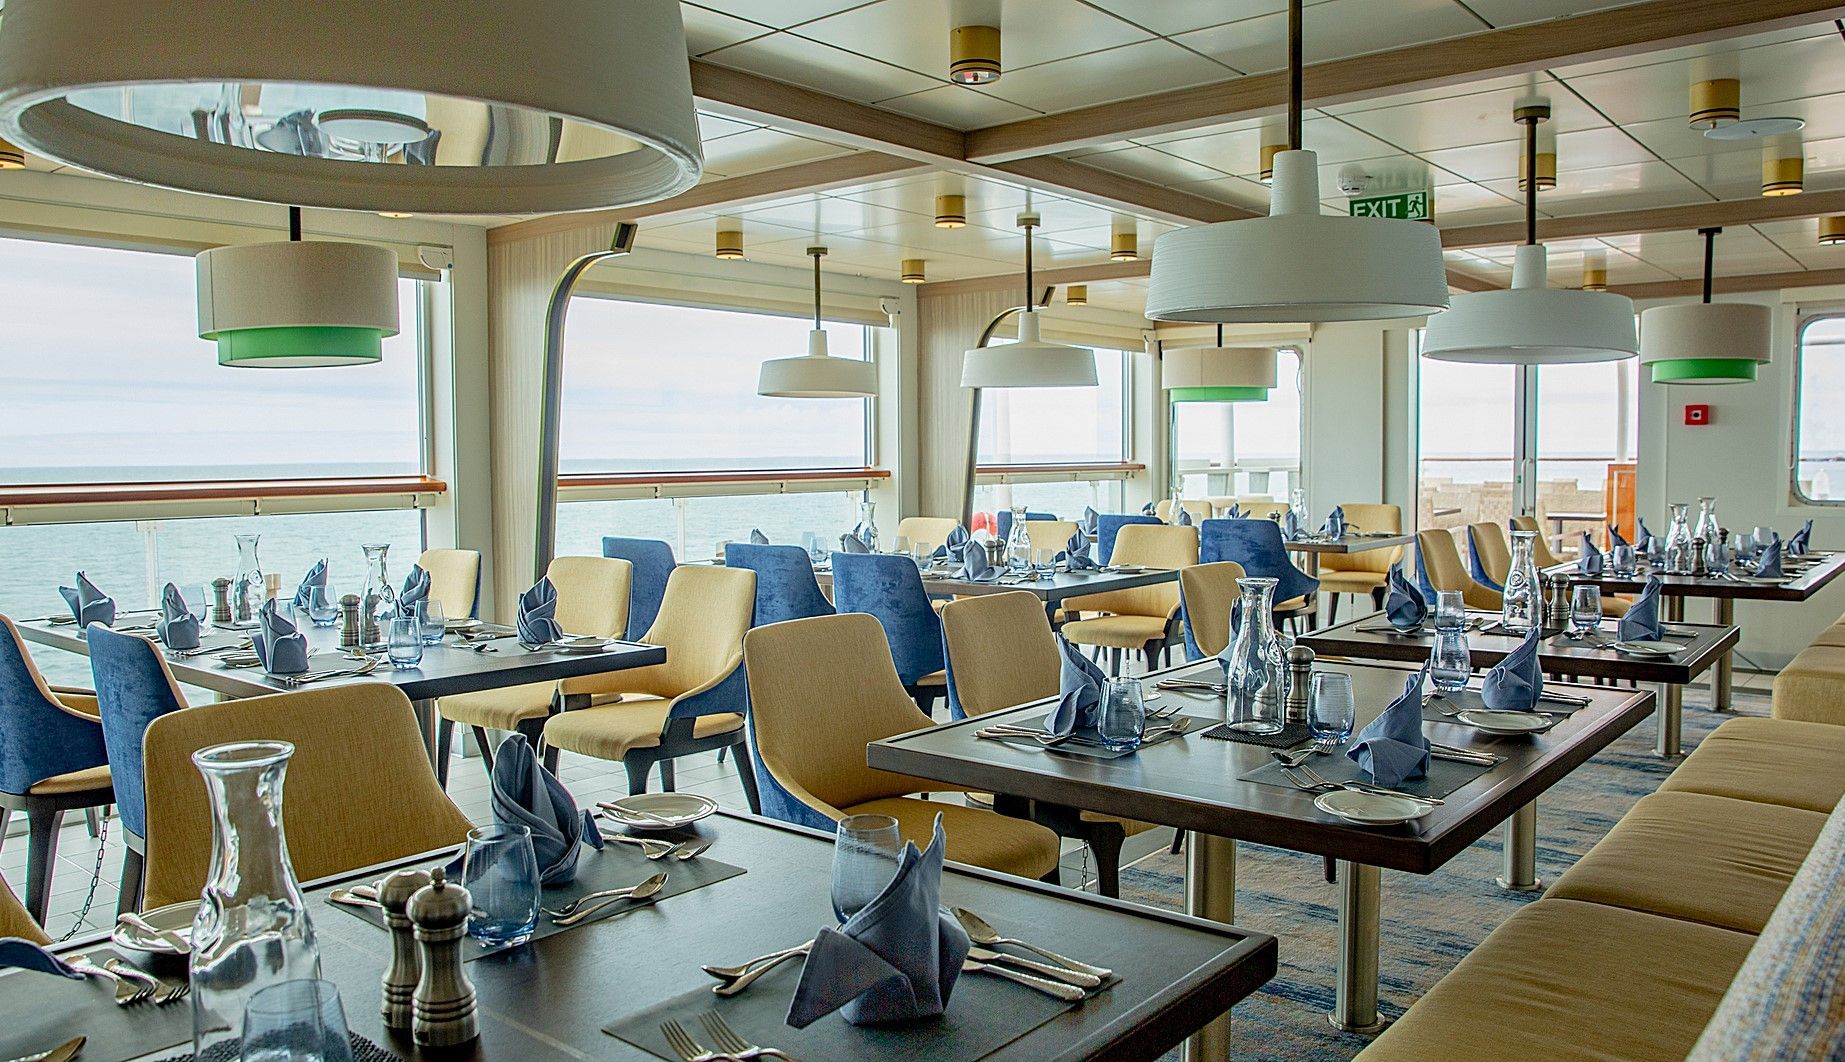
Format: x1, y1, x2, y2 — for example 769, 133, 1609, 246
1647, 357, 1758, 384
215, 326, 386, 367
1169, 386, 1270, 402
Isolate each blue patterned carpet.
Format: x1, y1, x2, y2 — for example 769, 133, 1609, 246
1124, 686, 1767, 1062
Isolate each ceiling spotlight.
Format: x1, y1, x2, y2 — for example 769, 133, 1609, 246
1762, 139, 1803, 197
1066, 284, 1088, 307
0, 136, 22, 169
1111, 229, 1138, 262
1259, 141, 1285, 185
376, 210, 413, 219
1519, 122, 1555, 191
1582, 249, 1607, 292
1705, 116, 1805, 141
949, 23, 1001, 85
1690, 78, 1741, 131
934, 194, 967, 228
716, 225, 744, 260
1820, 216, 1845, 246
901, 258, 926, 284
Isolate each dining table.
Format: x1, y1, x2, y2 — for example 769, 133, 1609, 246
0, 811, 1278, 1062
14, 613, 665, 772
868, 658, 1653, 1046
1298, 611, 1739, 757
1282, 533, 1415, 577
813, 563, 1181, 625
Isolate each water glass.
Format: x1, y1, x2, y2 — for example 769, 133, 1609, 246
303, 585, 339, 628
1098, 678, 1147, 751
1753, 526, 1774, 550
1570, 585, 1603, 636
419, 599, 448, 644
1308, 671, 1356, 745
830, 814, 901, 920
1431, 591, 1472, 693
386, 617, 423, 670
462, 823, 540, 947
241, 979, 355, 1062
1610, 544, 1638, 578
892, 536, 911, 559
185, 585, 212, 626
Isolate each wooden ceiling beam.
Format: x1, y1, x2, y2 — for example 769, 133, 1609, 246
1610, 267, 1845, 300
1441, 188, 1845, 250
964, 0, 1845, 163
917, 256, 1499, 296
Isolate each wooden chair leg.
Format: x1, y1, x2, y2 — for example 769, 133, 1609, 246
623, 756, 653, 796
1324, 855, 1337, 883
434, 718, 454, 788
1108, 648, 1122, 676
116, 848, 144, 917
1327, 593, 1339, 625
0, 806, 11, 856
1169, 830, 1184, 855
731, 743, 761, 814
658, 758, 676, 792
24, 808, 61, 926
83, 807, 101, 839
469, 725, 498, 768
716, 746, 728, 765
1088, 826, 1126, 899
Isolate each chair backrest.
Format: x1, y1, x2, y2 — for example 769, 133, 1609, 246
724, 542, 833, 626
415, 548, 482, 619
940, 592, 1059, 720
1179, 561, 1247, 658
893, 517, 960, 553
600, 537, 677, 640
1319, 504, 1404, 575
1154, 499, 1213, 524
1064, 523, 1198, 619
546, 556, 631, 640
1095, 513, 1162, 564
1508, 515, 1568, 568
0, 873, 45, 944
994, 509, 1056, 543
1235, 497, 1290, 519
633, 565, 756, 698
140, 683, 475, 909
1199, 519, 1318, 603
0, 615, 108, 796
1021, 520, 1079, 557
88, 626, 188, 840
829, 552, 944, 685
743, 613, 940, 818
1467, 521, 1511, 589
1416, 529, 1503, 611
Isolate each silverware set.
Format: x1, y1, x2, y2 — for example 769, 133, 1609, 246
172, 640, 251, 658
1153, 678, 1226, 695
660, 1012, 798, 1061
1425, 697, 1559, 725
975, 716, 1190, 748
602, 833, 712, 861
278, 658, 380, 688
3, 1034, 84, 1062
71, 954, 189, 1006
544, 871, 669, 925
1270, 750, 1443, 806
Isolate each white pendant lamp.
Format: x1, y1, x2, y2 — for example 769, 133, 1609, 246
0, 0, 703, 215
1145, 0, 1447, 324
962, 214, 1097, 388
1421, 103, 1637, 364
758, 247, 877, 399
1163, 327, 1278, 403
1639, 227, 1772, 385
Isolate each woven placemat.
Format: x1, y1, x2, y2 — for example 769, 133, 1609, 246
164, 1030, 404, 1062
1198, 720, 1313, 749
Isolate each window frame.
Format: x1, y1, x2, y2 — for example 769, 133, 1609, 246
1792, 310, 1845, 506
974, 345, 1134, 477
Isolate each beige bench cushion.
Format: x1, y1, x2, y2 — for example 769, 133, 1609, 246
1806, 622, 1845, 648
1659, 717, 1845, 814
1358, 899, 1755, 1062
1548, 791, 1827, 934
1772, 644, 1845, 726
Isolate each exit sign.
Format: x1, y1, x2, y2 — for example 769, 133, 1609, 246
1350, 191, 1431, 221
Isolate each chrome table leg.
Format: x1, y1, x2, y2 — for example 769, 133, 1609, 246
1495, 801, 1541, 892
1330, 861, 1387, 1034
1183, 832, 1237, 1060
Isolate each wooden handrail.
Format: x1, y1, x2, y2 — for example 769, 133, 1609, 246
559, 468, 890, 489
0, 475, 447, 507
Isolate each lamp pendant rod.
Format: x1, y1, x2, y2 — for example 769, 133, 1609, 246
812, 249, 822, 330
1522, 116, 1537, 247
1022, 220, 1035, 308
1699, 226, 1720, 304
288, 206, 302, 242
1288, 0, 1303, 150
1216, 323, 1224, 346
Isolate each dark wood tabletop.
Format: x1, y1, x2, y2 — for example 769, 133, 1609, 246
816, 565, 1179, 606
1282, 533, 1414, 555
21, 812, 1276, 1062
1298, 611, 1739, 683
868, 658, 1653, 875
1543, 550, 1845, 601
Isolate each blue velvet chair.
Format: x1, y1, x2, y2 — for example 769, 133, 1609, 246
88, 625, 188, 913
1199, 518, 1320, 632
0, 615, 113, 924
1095, 513, 1162, 565
723, 543, 834, 626
601, 537, 677, 640
994, 509, 1055, 543
829, 551, 946, 713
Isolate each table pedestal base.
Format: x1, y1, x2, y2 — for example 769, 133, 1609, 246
1656, 682, 1683, 759
1495, 801, 1542, 892
1330, 860, 1388, 1034
1184, 832, 1237, 1061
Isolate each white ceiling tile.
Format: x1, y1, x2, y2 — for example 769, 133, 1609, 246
1547, 23, 1832, 80
1479, 160, 1710, 216
1621, 97, 1845, 165
1080, 0, 1291, 37
872, 85, 1042, 127
1460, 0, 1643, 29
686, 1, 877, 30
697, 112, 760, 142
1598, 227, 1797, 277
1338, 79, 1605, 154
1071, 145, 1231, 185
1175, 0, 1486, 75
1427, 181, 1521, 219
975, 40, 1230, 114
1417, 125, 1655, 184
1756, 219, 1845, 270
1561, 34, 1845, 127
681, 6, 773, 54
794, 0, 1153, 76
699, 128, 857, 177
1151, 115, 1399, 177
833, 172, 1036, 218
700, 32, 939, 104
962, 195, 1129, 238
731, 193, 914, 234
1321, 73, 1551, 117
1168, 174, 1274, 212
1667, 138, 1845, 201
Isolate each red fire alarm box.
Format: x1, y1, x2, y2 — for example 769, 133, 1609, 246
1685, 404, 1711, 426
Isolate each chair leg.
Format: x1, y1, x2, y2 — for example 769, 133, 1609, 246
83, 807, 101, 839
1324, 855, 1337, 883
1088, 826, 1125, 899
1169, 830, 1184, 855
623, 756, 653, 796
0, 806, 11, 856
24, 808, 61, 926
434, 718, 454, 788
658, 758, 676, 792
1327, 594, 1339, 626
716, 746, 728, 765
117, 848, 144, 916
469, 725, 498, 769
731, 744, 761, 815
1371, 586, 1387, 610
1108, 648, 1122, 676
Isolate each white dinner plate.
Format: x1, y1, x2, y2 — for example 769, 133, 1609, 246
1313, 790, 1431, 826
1455, 710, 1553, 735
445, 618, 482, 632
552, 636, 613, 654
111, 900, 197, 957
1612, 640, 1676, 658
1109, 565, 1146, 574
600, 793, 718, 830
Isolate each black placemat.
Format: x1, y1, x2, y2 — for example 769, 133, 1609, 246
1198, 720, 1314, 748
1241, 746, 1495, 800
329, 837, 746, 960
0, 948, 194, 1062
982, 715, 1204, 760
603, 947, 1118, 1061
1352, 623, 1430, 637
1420, 688, 1587, 724
157, 1030, 405, 1062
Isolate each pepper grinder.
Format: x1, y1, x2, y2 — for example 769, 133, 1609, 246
210, 577, 233, 625
1542, 574, 1570, 637
338, 593, 364, 649
408, 867, 478, 1049
378, 868, 431, 1030
1285, 645, 1314, 724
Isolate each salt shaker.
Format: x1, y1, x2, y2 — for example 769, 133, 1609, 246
378, 868, 431, 1030
338, 593, 364, 649
1285, 645, 1314, 724
409, 866, 478, 1048
210, 577, 233, 625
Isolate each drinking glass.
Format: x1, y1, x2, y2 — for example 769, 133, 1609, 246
1431, 591, 1472, 693
1610, 544, 1638, 578
386, 617, 423, 670
830, 814, 901, 920
419, 599, 448, 644
1753, 526, 1775, 550
1309, 672, 1356, 745
462, 823, 540, 947
304, 585, 339, 628
185, 585, 211, 626
1033, 547, 1058, 571
892, 536, 910, 559
1570, 585, 1603, 637
1098, 678, 1147, 751
241, 979, 354, 1062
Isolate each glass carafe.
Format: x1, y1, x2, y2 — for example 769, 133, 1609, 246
1664, 502, 1694, 574
190, 741, 321, 1057
360, 543, 396, 645
855, 496, 879, 553
1005, 506, 1032, 572
232, 533, 264, 626
1501, 530, 1541, 635
1693, 497, 1719, 546
1222, 577, 1287, 735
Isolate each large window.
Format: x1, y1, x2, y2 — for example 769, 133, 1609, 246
1796, 315, 1845, 502
1535, 359, 1637, 537
975, 348, 1128, 467
1173, 348, 1302, 501
556, 491, 864, 564
1417, 356, 1517, 532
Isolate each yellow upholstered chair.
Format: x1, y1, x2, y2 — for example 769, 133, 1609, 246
543, 565, 759, 807
140, 684, 474, 910
0, 873, 47, 944
1318, 503, 1404, 623
893, 517, 961, 554
1154, 499, 1213, 524
436, 555, 631, 784
1062, 523, 1199, 673
1509, 515, 1569, 568
1235, 497, 1290, 519
1417, 529, 1503, 612
1178, 561, 1248, 657
744, 612, 1060, 881
1022, 519, 1078, 558
415, 548, 482, 619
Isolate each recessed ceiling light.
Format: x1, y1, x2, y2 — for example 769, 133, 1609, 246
949, 24, 1001, 85
901, 258, 926, 284
1705, 116, 1805, 140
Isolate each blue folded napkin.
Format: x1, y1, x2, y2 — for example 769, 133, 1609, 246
1140, 501, 1158, 516
1346, 666, 1431, 787
1322, 505, 1346, 540
1047, 635, 1106, 737
1607, 524, 1629, 551
1788, 519, 1813, 557
1281, 509, 1305, 542
1637, 517, 1664, 564
953, 539, 996, 582
1227, 502, 1244, 519
397, 564, 431, 618
788, 814, 969, 1028
486, 733, 601, 885
930, 524, 970, 562
0, 939, 84, 981
517, 577, 564, 645
1756, 535, 1784, 579
291, 558, 329, 609
1577, 532, 1604, 576
252, 601, 310, 675
1079, 506, 1099, 538
839, 533, 871, 555
1384, 562, 1428, 631
1617, 575, 1664, 642
1175, 506, 1194, 527
156, 582, 200, 651
749, 528, 770, 545
1058, 528, 1099, 571
1480, 626, 1544, 710
57, 572, 115, 629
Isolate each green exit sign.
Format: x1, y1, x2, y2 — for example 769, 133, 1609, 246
1350, 190, 1431, 221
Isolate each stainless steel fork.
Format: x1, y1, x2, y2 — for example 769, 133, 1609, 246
659, 1018, 738, 1061
701, 1010, 800, 1060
